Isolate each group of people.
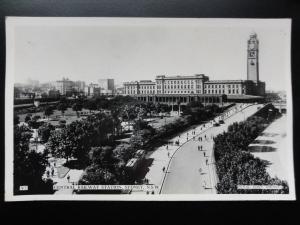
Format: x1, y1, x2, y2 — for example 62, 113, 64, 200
45, 161, 56, 178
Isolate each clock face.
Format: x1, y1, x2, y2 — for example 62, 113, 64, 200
249, 51, 256, 57
249, 43, 255, 50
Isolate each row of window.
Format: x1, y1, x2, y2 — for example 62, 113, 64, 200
140, 85, 155, 89
140, 90, 155, 94
205, 84, 241, 88
157, 80, 198, 85
126, 83, 242, 89
164, 90, 195, 94
205, 89, 243, 94
126, 86, 138, 89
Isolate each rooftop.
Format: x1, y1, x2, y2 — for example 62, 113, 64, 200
156, 74, 208, 80
227, 94, 264, 99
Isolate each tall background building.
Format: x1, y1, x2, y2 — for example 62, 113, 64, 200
98, 79, 115, 95
54, 78, 74, 96
247, 33, 259, 82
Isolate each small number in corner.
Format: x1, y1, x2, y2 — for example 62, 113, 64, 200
19, 185, 28, 191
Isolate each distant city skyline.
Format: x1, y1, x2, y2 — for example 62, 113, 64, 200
13, 18, 291, 91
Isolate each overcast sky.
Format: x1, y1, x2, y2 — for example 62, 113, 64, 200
11, 18, 291, 91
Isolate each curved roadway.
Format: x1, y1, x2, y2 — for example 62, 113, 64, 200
161, 103, 263, 194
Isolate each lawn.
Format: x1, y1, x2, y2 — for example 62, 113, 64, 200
16, 108, 100, 125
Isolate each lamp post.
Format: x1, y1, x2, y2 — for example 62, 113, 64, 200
268, 108, 273, 121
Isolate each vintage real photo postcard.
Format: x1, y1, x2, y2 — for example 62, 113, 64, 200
5, 17, 295, 201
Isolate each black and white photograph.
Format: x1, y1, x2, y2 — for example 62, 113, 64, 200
5, 17, 295, 201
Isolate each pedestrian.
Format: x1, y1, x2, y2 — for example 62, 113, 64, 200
193, 136, 195, 140
54, 162, 56, 167
162, 167, 165, 172
201, 145, 203, 151
206, 159, 208, 165
166, 145, 168, 150
168, 152, 170, 158
198, 146, 200, 151
46, 170, 50, 178
51, 168, 54, 177
67, 174, 70, 183
204, 152, 206, 157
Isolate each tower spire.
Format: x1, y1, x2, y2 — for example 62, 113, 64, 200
247, 33, 259, 82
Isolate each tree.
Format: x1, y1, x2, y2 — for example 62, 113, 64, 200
133, 119, 150, 133
79, 164, 117, 185
47, 112, 116, 164
25, 114, 32, 123
214, 115, 288, 194
88, 146, 116, 168
14, 125, 54, 195
14, 113, 20, 125
28, 115, 42, 129
46, 129, 74, 163
72, 102, 83, 117
44, 106, 54, 120
57, 103, 68, 117
83, 100, 97, 113
38, 123, 55, 143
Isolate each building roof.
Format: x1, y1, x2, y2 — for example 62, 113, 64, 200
156, 74, 208, 80
205, 80, 248, 84
227, 94, 264, 99
126, 158, 138, 167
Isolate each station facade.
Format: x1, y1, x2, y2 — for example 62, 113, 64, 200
123, 33, 265, 105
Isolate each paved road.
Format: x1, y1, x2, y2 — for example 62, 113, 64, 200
161, 103, 264, 194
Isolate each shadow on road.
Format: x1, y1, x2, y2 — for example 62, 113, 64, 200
135, 158, 154, 181
248, 145, 277, 153
252, 139, 276, 145
261, 132, 279, 137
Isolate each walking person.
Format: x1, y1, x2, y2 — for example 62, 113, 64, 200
67, 174, 70, 183
168, 152, 170, 158
51, 167, 55, 177
198, 146, 200, 151
199, 168, 202, 174
204, 151, 206, 157
162, 167, 166, 173
206, 159, 208, 165
202, 180, 206, 189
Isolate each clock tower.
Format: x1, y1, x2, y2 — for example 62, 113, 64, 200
247, 33, 259, 82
